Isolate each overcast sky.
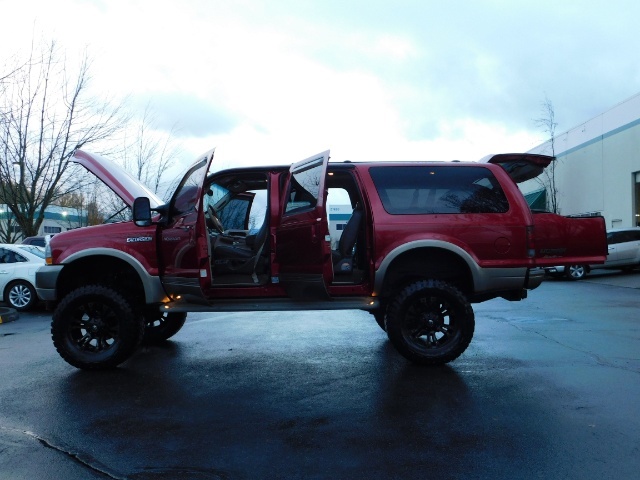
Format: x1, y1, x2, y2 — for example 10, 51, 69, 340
2, 0, 640, 169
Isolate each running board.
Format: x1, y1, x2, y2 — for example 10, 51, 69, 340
160, 296, 379, 313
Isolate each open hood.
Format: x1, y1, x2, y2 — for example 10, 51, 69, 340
72, 150, 164, 209
479, 153, 554, 183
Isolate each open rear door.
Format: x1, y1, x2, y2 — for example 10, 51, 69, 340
532, 213, 607, 267
481, 152, 608, 267
480, 152, 554, 183
275, 150, 333, 299
159, 149, 215, 301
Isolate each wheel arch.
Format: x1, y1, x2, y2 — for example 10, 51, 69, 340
56, 249, 165, 305
374, 242, 475, 299
3, 278, 37, 309
3, 277, 35, 295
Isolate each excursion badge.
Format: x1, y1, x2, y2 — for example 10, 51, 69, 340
126, 236, 153, 243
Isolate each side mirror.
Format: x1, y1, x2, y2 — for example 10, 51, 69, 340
133, 197, 152, 227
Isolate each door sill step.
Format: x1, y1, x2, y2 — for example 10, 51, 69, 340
161, 296, 379, 313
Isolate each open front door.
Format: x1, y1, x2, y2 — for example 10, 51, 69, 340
159, 149, 215, 302
275, 150, 333, 299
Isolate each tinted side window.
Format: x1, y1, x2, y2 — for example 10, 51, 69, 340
369, 166, 509, 214
608, 230, 640, 244
608, 232, 629, 245
0, 248, 23, 263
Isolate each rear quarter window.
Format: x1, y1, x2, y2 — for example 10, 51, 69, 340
369, 165, 509, 214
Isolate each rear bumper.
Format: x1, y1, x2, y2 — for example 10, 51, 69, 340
525, 267, 545, 290
544, 266, 565, 274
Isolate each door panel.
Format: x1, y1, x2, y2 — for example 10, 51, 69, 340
0, 247, 16, 293
532, 213, 607, 267
159, 150, 215, 300
617, 241, 640, 263
605, 231, 639, 266
275, 150, 333, 299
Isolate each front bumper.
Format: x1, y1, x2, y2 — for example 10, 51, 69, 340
35, 265, 64, 301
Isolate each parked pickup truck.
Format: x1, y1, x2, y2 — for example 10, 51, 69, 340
36, 149, 607, 369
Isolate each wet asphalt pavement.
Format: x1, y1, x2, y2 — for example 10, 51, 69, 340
1, 272, 639, 480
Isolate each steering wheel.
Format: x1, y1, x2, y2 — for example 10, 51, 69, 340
207, 204, 224, 234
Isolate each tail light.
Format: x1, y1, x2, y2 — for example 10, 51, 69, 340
526, 225, 536, 258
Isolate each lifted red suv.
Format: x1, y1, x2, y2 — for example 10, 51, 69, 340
36, 149, 607, 369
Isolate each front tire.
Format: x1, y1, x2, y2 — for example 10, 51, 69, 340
385, 280, 475, 365
370, 306, 387, 331
6, 280, 37, 311
51, 285, 144, 370
142, 311, 187, 345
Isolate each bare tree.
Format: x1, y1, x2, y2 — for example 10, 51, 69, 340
534, 96, 559, 213
0, 39, 126, 240
121, 104, 180, 197
0, 205, 20, 243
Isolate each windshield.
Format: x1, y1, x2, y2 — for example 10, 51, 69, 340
207, 184, 232, 211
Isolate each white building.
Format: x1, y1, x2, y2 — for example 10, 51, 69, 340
0, 204, 85, 240
328, 204, 353, 249
522, 92, 640, 229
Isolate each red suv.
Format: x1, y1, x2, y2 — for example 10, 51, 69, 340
36, 149, 607, 369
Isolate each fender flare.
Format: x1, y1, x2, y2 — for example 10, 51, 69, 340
373, 240, 481, 295
59, 248, 166, 304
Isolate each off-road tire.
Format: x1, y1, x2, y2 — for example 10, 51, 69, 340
142, 311, 187, 345
385, 279, 475, 365
371, 307, 387, 332
51, 285, 145, 370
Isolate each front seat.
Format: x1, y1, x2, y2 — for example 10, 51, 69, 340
332, 204, 363, 273
213, 217, 269, 275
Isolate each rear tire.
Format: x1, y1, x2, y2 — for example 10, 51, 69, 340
386, 280, 474, 365
565, 264, 587, 280
142, 311, 187, 345
51, 285, 144, 370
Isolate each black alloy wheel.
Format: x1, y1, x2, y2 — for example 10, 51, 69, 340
385, 279, 475, 365
142, 310, 188, 345
51, 285, 144, 370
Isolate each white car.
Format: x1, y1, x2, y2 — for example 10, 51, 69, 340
0, 243, 45, 311
545, 227, 640, 280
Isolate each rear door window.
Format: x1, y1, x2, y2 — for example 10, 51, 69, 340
608, 231, 632, 245
369, 166, 509, 214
